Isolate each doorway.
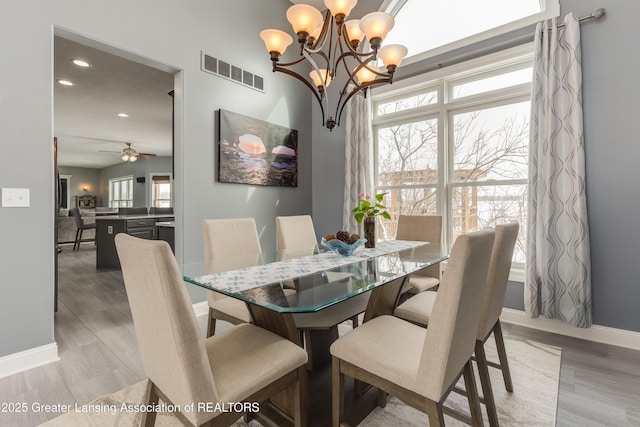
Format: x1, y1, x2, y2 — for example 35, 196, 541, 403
53, 32, 178, 330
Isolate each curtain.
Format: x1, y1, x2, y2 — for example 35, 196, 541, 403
526, 13, 592, 328
343, 93, 372, 232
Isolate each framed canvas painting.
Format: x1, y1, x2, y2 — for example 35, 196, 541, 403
217, 110, 298, 187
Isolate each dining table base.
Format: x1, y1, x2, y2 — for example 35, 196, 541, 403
246, 276, 409, 426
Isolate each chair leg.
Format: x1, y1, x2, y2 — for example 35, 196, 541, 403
377, 389, 387, 408
206, 308, 216, 338
294, 365, 308, 427
463, 360, 484, 427
475, 340, 499, 427
425, 401, 445, 427
493, 320, 513, 392
141, 380, 159, 427
332, 357, 345, 427
73, 228, 81, 251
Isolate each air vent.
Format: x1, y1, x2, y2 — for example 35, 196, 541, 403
201, 52, 265, 93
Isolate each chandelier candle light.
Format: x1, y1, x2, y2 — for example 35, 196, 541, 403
260, 0, 407, 130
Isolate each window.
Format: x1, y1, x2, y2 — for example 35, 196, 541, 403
383, 0, 558, 63
108, 176, 133, 208
150, 174, 172, 208
372, 46, 532, 270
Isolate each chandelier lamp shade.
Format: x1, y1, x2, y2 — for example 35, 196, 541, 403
260, 0, 407, 130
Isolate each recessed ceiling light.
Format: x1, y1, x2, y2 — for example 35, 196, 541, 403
72, 59, 91, 67
57, 79, 74, 86
117, 113, 129, 118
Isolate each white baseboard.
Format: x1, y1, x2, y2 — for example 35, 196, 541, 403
0, 342, 59, 379
0, 303, 209, 380
500, 308, 640, 351
192, 301, 209, 318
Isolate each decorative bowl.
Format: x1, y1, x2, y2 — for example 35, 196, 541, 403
320, 237, 367, 256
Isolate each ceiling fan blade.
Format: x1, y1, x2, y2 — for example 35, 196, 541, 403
137, 152, 158, 158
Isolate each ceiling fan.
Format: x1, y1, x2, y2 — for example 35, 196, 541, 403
102, 142, 158, 162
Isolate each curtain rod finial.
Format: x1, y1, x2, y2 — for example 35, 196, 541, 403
593, 8, 606, 20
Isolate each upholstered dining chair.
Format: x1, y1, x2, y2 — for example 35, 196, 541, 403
275, 214, 318, 295
115, 233, 308, 427
71, 207, 96, 251
393, 222, 520, 427
276, 215, 363, 367
203, 218, 262, 337
396, 214, 443, 295
331, 229, 495, 427
276, 215, 317, 250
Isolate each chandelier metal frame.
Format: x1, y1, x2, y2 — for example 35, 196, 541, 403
262, 4, 407, 131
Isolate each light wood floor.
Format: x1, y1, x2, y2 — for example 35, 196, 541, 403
0, 243, 638, 426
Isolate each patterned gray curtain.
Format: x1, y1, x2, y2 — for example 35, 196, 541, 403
526, 13, 592, 328
343, 94, 372, 233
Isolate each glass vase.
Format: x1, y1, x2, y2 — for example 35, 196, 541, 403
363, 216, 376, 248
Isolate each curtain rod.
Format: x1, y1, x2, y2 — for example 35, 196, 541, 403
399, 7, 607, 78
556, 7, 606, 29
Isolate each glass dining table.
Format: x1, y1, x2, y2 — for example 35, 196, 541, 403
182, 240, 446, 313
181, 240, 447, 426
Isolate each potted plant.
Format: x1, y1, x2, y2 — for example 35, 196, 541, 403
352, 192, 391, 248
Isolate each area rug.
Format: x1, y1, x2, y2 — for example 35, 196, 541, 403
40, 337, 560, 427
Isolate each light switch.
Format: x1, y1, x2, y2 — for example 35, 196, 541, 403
1, 188, 30, 207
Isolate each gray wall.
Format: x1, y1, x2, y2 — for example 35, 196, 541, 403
57, 166, 101, 206
566, 0, 640, 331
0, 0, 311, 358
1, 0, 637, 362
504, 0, 640, 331
310, 1, 383, 239
98, 156, 172, 208
311, 0, 640, 332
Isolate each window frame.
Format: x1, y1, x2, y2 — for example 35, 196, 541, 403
372, 44, 533, 280
149, 172, 173, 208
108, 175, 134, 208
380, 0, 559, 66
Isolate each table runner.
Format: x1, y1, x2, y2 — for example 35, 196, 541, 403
195, 240, 428, 292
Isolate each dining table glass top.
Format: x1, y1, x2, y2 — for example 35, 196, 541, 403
182, 240, 448, 314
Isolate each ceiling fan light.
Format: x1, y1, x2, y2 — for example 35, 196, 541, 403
286, 4, 324, 38
122, 154, 130, 161
129, 155, 137, 162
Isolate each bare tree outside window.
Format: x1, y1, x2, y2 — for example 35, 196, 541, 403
374, 73, 531, 264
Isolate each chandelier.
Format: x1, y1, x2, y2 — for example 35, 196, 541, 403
260, 1, 407, 130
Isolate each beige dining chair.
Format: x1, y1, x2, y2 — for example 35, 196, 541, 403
331, 229, 494, 427
115, 233, 308, 427
203, 218, 262, 337
396, 214, 443, 294
276, 214, 317, 250
394, 222, 520, 426
276, 215, 363, 368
